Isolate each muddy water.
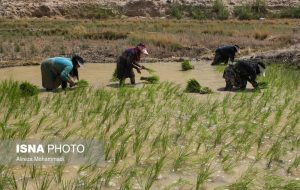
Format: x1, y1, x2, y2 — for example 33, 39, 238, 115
0, 62, 226, 91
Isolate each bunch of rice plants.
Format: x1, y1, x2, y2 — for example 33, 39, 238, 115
181, 60, 194, 71
140, 75, 160, 84
76, 80, 89, 88
186, 79, 201, 93
199, 86, 213, 94
144, 67, 156, 74
19, 81, 39, 97
185, 79, 213, 94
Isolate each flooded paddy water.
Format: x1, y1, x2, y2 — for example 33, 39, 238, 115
0, 61, 226, 93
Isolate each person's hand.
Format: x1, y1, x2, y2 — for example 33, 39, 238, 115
69, 80, 76, 87
137, 68, 141, 74
141, 65, 146, 69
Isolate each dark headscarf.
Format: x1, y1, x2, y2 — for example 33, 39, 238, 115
70, 55, 84, 80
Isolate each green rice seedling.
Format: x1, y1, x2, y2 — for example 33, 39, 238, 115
19, 81, 39, 97
258, 81, 268, 89
54, 165, 65, 184
265, 175, 300, 190
181, 60, 194, 71
195, 165, 212, 190
173, 149, 190, 172
119, 169, 136, 190
21, 175, 29, 190
35, 114, 47, 133
104, 165, 118, 186
186, 79, 201, 93
144, 155, 166, 190
34, 174, 53, 190
287, 155, 300, 174
185, 79, 213, 94
16, 120, 31, 139
199, 86, 213, 94
61, 180, 75, 190
7, 173, 18, 190
114, 134, 132, 165
76, 80, 89, 88
226, 168, 257, 190
140, 75, 160, 84
266, 140, 283, 168
144, 67, 156, 74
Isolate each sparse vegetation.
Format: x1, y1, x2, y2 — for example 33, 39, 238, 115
234, 0, 267, 20
254, 30, 269, 40
0, 19, 299, 65
276, 4, 300, 18
212, 0, 230, 20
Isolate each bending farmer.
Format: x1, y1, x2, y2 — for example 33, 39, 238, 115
41, 55, 84, 91
211, 45, 240, 65
116, 43, 149, 85
223, 59, 266, 91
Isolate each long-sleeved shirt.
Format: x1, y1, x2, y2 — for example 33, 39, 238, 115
47, 57, 73, 81
121, 48, 142, 69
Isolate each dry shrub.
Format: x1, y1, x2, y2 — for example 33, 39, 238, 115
130, 33, 183, 51
69, 25, 87, 37
254, 31, 269, 40
202, 29, 225, 35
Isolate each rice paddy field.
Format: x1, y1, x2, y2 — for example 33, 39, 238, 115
0, 18, 299, 190
0, 61, 299, 190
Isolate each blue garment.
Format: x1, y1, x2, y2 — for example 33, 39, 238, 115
47, 57, 73, 81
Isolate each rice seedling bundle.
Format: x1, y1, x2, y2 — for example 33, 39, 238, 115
185, 79, 212, 94
19, 81, 39, 97
140, 75, 160, 84
76, 80, 89, 88
181, 60, 194, 71
144, 67, 156, 74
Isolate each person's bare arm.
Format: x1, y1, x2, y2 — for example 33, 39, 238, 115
66, 75, 76, 87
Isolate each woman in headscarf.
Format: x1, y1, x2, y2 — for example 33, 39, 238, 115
40, 55, 84, 91
116, 43, 149, 85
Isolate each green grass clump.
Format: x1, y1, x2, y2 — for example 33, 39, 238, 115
181, 60, 194, 71
212, 0, 230, 20
234, 0, 267, 20
140, 76, 160, 84
186, 79, 212, 94
170, 4, 184, 19
276, 4, 300, 18
76, 80, 89, 88
19, 81, 39, 97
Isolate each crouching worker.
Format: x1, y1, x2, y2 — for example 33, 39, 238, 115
41, 55, 84, 91
211, 45, 240, 65
116, 43, 149, 85
223, 59, 266, 91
